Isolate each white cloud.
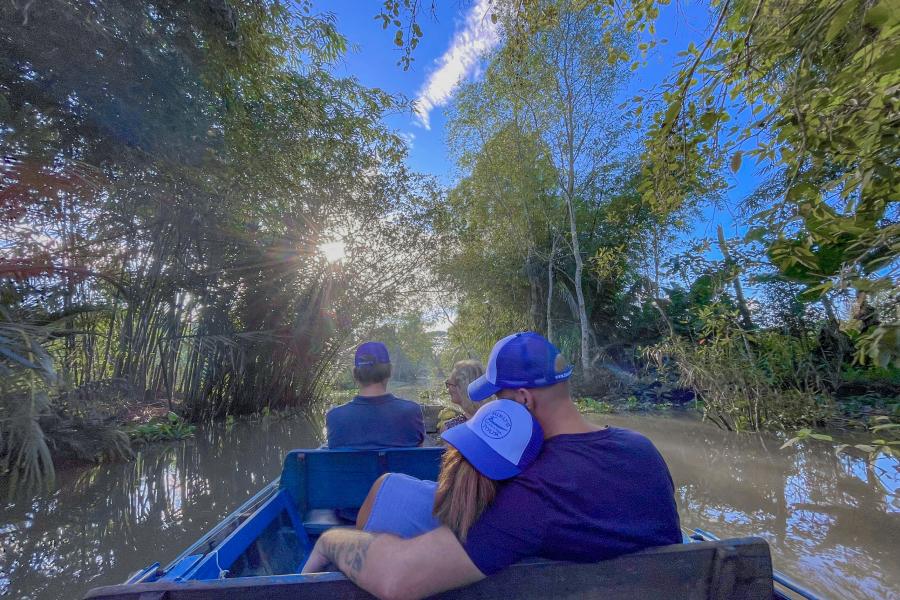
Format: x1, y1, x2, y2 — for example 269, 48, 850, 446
413, 0, 500, 129
398, 131, 416, 149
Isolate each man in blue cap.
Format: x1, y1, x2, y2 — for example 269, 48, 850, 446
326, 341, 425, 449
305, 332, 681, 599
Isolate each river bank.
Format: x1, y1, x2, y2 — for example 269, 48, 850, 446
0, 408, 897, 600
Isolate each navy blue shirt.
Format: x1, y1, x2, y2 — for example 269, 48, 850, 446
326, 394, 425, 449
463, 427, 681, 575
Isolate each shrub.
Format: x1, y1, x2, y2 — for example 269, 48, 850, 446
575, 397, 615, 413
647, 305, 834, 431
128, 412, 196, 443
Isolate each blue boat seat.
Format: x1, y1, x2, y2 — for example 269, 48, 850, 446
279, 447, 444, 536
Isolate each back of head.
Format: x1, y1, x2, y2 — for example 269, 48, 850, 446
433, 447, 496, 542
353, 341, 392, 386
468, 331, 573, 408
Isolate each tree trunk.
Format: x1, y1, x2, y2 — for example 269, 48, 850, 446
526, 248, 543, 331
717, 225, 753, 329
564, 84, 591, 376
546, 232, 556, 342
566, 192, 591, 375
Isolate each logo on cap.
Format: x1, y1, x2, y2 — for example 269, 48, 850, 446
480, 409, 512, 439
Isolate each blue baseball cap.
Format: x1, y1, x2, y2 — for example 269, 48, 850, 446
354, 341, 390, 367
467, 332, 573, 402
441, 399, 543, 480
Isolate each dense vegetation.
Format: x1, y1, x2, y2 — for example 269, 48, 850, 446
1, 0, 897, 492
0, 0, 436, 490
422, 0, 898, 434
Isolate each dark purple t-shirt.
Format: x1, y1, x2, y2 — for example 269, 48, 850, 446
326, 394, 425, 450
463, 426, 681, 575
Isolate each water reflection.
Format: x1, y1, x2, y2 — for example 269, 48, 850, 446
1, 411, 897, 600
0, 417, 320, 600
597, 413, 900, 600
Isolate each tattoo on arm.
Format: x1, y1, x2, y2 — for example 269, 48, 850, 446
321, 530, 375, 583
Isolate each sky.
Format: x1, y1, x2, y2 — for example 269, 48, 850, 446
313, 0, 760, 239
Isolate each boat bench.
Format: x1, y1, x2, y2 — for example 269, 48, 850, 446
84, 536, 776, 599
279, 447, 445, 535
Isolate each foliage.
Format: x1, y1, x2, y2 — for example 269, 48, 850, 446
0, 308, 59, 492
389, 0, 899, 436
127, 413, 197, 444
0, 0, 435, 490
575, 397, 615, 413
615, 0, 900, 366
781, 416, 900, 461
435, 1, 674, 385
648, 302, 836, 431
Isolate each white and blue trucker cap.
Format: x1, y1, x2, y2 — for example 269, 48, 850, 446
441, 399, 544, 480
468, 332, 574, 402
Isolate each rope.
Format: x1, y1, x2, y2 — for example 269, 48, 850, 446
215, 551, 229, 580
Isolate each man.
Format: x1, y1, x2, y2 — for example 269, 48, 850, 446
305, 332, 681, 600
326, 341, 425, 449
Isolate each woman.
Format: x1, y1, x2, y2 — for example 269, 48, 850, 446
438, 359, 485, 433
356, 398, 543, 541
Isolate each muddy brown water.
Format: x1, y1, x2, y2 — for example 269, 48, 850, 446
0, 410, 897, 600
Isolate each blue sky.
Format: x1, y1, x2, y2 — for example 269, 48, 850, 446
314, 1, 758, 240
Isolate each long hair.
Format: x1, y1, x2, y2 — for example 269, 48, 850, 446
433, 446, 497, 542
447, 359, 485, 415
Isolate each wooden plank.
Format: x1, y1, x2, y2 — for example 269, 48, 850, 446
84, 538, 774, 600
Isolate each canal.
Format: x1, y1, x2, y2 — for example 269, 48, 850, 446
0, 407, 897, 599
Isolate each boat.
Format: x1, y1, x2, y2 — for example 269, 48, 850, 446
83, 446, 819, 599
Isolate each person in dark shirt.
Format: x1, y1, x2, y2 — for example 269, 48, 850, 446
304, 332, 682, 599
326, 341, 425, 450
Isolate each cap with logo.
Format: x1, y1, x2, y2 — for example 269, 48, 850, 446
441, 398, 543, 480
467, 332, 573, 402
354, 341, 391, 367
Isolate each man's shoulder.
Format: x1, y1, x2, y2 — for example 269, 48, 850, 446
525, 427, 662, 476
605, 426, 663, 454
326, 400, 356, 420
387, 395, 422, 411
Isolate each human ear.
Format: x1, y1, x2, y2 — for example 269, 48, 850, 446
516, 388, 536, 412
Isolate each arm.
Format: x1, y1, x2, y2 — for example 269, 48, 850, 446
355, 473, 388, 529
302, 526, 484, 600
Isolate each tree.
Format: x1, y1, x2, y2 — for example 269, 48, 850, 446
494, 0, 632, 375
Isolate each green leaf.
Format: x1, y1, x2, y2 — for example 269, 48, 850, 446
729, 151, 742, 173
865, 2, 898, 27
871, 423, 900, 432
663, 102, 681, 127
826, 2, 855, 42
743, 227, 767, 243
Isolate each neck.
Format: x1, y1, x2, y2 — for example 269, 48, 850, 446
539, 399, 604, 439
358, 382, 388, 397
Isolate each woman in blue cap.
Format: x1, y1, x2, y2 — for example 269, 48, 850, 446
355, 398, 543, 542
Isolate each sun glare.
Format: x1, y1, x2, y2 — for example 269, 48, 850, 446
320, 241, 346, 263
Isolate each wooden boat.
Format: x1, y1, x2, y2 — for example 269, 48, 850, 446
83, 446, 819, 599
